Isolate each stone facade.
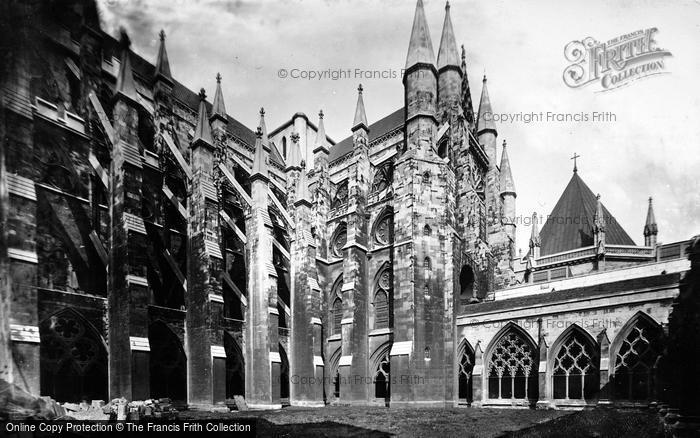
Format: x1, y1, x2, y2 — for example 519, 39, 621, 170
0, 0, 694, 411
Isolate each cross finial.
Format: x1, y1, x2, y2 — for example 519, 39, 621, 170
259, 107, 265, 116
571, 152, 581, 172
358, 84, 363, 94
159, 29, 165, 41
198, 88, 206, 101
216, 72, 222, 83
319, 109, 324, 119
445, 0, 450, 10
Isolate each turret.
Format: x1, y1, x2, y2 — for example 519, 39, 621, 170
154, 30, 173, 87
210, 73, 228, 133
529, 212, 541, 259
192, 88, 213, 149
436, 1, 462, 121
499, 140, 516, 251
644, 196, 658, 247
251, 124, 268, 183
115, 29, 138, 106
352, 85, 369, 135
476, 75, 497, 165
404, 0, 437, 153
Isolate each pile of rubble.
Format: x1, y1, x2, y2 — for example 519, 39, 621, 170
62, 398, 180, 420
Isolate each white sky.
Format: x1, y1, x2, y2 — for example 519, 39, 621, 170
98, 0, 700, 255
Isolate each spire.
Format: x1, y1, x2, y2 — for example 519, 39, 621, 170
154, 29, 173, 84
210, 73, 227, 124
437, 1, 460, 70
477, 75, 497, 134
192, 88, 213, 147
286, 131, 302, 172
529, 212, 541, 249
499, 140, 516, 195
294, 161, 312, 207
644, 196, 658, 237
250, 125, 268, 182
115, 28, 138, 103
258, 107, 269, 150
405, 0, 435, 70
352, 84, 368, 132
315, 110, 327, 149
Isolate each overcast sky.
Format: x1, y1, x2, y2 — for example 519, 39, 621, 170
97, 0, 700, 255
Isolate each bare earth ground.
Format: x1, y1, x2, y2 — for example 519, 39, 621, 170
182, 406, 570, 437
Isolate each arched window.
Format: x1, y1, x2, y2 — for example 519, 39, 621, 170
424, 283, 430, 297
487, 328, 538, 401
422, 171, 430, 185
423, 257, 432, 278
423, 224, 432, 236
374, 290, 389, 330
39, 309, 108, 402
331, 181, 348, 209
330, 224, 347, 258
424, 347, 431, 360
332, 298, 343, 336
282, 136, 287, 159
612, 315, 663, 401
374, 352, 390, 401
373, 268, 391, 329
552, 328, 598, 400
373, 212, 393, 246
458, 344, 475, 404
371, 163, 393, 193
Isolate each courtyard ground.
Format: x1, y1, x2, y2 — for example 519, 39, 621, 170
183, 406, 564, 437
182, 406, 664, 437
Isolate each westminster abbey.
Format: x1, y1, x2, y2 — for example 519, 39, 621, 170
0, 0, 693, 411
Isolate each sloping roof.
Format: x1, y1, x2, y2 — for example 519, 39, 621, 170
539, 171, 635, 255
101, 31, 259, 157
329, 107, 404, 162
460, 273, 680, 315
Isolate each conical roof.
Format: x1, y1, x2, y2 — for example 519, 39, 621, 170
437, 2, 460, 70
539, 171, 635, 255
352, 84, 368, 132
154, 30, 173, 83
115, 29, 138, 102
499, 140, 516, 195
405, 0, 435, 70
476, 76, 496, 134
192, 88, 213, 147
644, 197, 658, 236
211, 73, 227, 122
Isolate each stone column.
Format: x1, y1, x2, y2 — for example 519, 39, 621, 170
245, 176, 279, 409
108, 96, 150, 401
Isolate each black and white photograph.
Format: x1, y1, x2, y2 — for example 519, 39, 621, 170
1, 0, 699, 436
